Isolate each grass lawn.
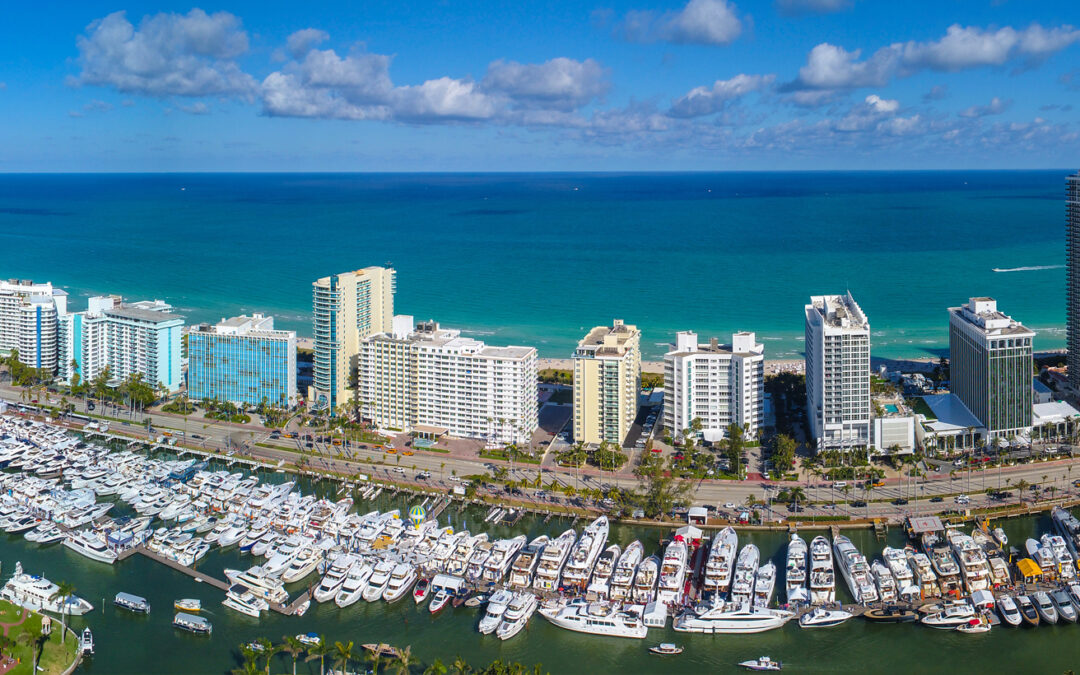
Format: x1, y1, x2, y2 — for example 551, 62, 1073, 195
0, 601, 78, 675
909, 396, 936, 420
479, 449, 541, 464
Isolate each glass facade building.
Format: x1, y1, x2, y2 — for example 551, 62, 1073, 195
187, 314, 297, 408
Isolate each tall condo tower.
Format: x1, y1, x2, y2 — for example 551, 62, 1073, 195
572, 320, 641, 446
1068, 172, 1080, 390
805, 293, 871, 452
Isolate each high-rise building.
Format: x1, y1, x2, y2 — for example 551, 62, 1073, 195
59, 296, 184, 392
805, 293, 871, 451
0, 279, 68, 373
358, 316, 538, 445
310, 266, 395, 412
948, 297, 1034, 438
1067, 172, 1080, 390
187, 314, 297, 408
572, 320, 641, 446
663, 331, 765, 442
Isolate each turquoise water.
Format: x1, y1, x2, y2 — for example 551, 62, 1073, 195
0, 171, 1067, 360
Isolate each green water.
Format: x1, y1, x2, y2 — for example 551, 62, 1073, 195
5, 451, 1080, 674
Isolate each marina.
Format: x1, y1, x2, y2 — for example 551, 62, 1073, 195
5, 418, 1080, 672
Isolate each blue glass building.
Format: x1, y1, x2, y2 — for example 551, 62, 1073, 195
187, 314, 297, 408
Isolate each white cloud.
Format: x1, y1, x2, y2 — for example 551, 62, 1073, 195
669, 73, 773, 117
622, 0, 743, 46
775, 0, 854, 16
286, 28, 329, 59
958, 96, 1011, 118
864, 94, 899, 113
483, 58, 609, 111
72, 9, 257, 99
833, 94, 900, 131
260, 71, 390, 120
391, 78, 498, 122
789, 43, 897, 90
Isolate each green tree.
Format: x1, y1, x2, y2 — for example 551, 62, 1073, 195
395, 645, 416, 675
280, 635, 307, 675
425, 658, 449, 675
50, 580, 76, 644
333, 640, 355, 675
632, 473, 692, 518
305, 641, 331, 675
451, 656, 472, 675
17, 623, 46, 675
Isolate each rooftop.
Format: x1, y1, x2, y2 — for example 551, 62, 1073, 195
918, 393, 983, 432
807, 292, 869, 332
577, 319, 639, 357
105, 305, 183, 324
668, 330, 763, 357
949, 297, 1034, 338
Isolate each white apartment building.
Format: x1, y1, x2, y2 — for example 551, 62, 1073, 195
573, 320, 641, 446
59, 296, 184, 392
311, 266, 395, 412
0, 279, 68, 373
663, 331, 764, 443
805, 292, 871, 452
359, 316, 538, 445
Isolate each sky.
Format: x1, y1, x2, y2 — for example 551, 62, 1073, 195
1, 0, 1079, 171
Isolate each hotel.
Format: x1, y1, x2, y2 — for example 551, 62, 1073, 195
59, 296, 184, 392
572, 320, 641, 446
358, 316, 538, 445
0, 279, 68, 374
663, 331, 765, 442
805, 293, 871, 451
187, 314, 297, 408
948, 297, 1033, 438
310, 266, 395, 412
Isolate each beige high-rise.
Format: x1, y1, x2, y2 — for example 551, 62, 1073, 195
573, 319, 641, 446
310, 266, 395, 411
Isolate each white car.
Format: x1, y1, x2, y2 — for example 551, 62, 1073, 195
448, 475, 460, 483
723, 502, 737, 509
955, 495, 970, 504
392, 467, 406, 474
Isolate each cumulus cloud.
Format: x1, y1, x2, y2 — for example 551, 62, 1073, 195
668, 73, 774, 118
833, 94, 900, 131
286, 28, 329, 59
775, 0, 854, 16
482, 58, 609, 111
622, 0, 743, 46
958, 96, 1011, 118
786, 43, 896, 90
72, 9, 257, 98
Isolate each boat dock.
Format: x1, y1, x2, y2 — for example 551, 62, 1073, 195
132, 546, 230, 592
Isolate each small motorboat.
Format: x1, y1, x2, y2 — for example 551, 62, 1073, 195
995, 595, 1022, 627
361, 643, 402, 660
174, 598, 201, 612
1016, 595, 1040, 626
79, 627, 94, 656
1051, 589, 1078, 623
956, 617, 991, 634
294, 600, 310, 617
648, 643, 683, 655
863, 605, 918, 623
798, 607, 853, 628
429, 589, 452, 614
414, 578, 431, 604
464, 593, 488, 608
740, 656, 782, 671
296, 632, 321, 646
992, 528, 1008, 547
1033, 592, 1059, 624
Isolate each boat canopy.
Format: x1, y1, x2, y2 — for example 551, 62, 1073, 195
1016, 558, 1043, 580
430, 574, 466, 592
114, 591, 148, 605
174, 613, 210, 628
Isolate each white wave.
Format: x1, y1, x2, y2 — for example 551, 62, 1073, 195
992, 265, 1063, 273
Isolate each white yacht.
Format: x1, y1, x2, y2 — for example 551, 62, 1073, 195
508, 535, 548, 589
1, 562, 94, 615
465, 540, 495, 583
1052, 506, 1080, 559
223, 566, 289, 605
449, 533, 488, 577
482, 535, 527, 585
808, 536, 835, 604
560, 517, 609, 590
871, 560, 898, 603
798, 606, 853, 628
382, 563, 418, 603
703, 527, 738, 600
1041, 534, 1076, 581
587, 544, 621, 598
833, 536, 877, 604
533, 529, 576, 592
948, 530, 990, 593
921, 600, 976, 629
363, 560, 395, 602
785, 534, 807, 604
313, 554, 357, 603
335, 561, 374, 608
497, 592, 538, 640
281, 546, 322, 584
222, 584, 269, 618
996, 595, 1022, 627
753, 562, 776, 609
905, 548, 940, 599
730, 544, 759, 606
632, 555, 660, 604
882, 546, 918, 599
478, 589, 515, 634
674, 597, 793, 634
609, 540, 644, 601
929, 542, 964, 595
540, 599, 648, 639
63, 530, 118, 564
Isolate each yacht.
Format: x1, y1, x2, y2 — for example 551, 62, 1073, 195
995, 595, 1022, 627
753, 562, 776, 609
1052, 589, 1078, 623
478, 589, 515, 634
632, 555, 660, 604
540, 599, 648, 639
833, 536, 877, 604
729, 545, 759, 606
363, 560, 395, 602
929, 542, 963, 595
1, 562, 94, 615
1016, 595, 1040, 626
587, 544, 621, 598
281, 546, 322, 584
482, 535, 527, 585
560, 517, 609, 590
703, 528, 738, 600
947, 530, 991, 593
785, 534, 807, 604
1033, 591, 1059, 624
508, 535, 548, 589
921, 600, 976, 629
673, 597, 793, 634
1041, 534, 1077, 581
173, 612, 213, 634
882, 547, 917, 599
798, 606, 852, 628
533, 529, 576, 592
63, 530, 118, 564
335, 561, 374, 608
656, 536, 689, 610
1052, 506, 1080, 559
808, 536, 835, 604
905, 548, 940, 599
223, 566, 288, 605
313, 554, 357, 603
871, 561, 897, 603
382, 564, 418, 603
465, 540, 495, 583
496, 592, 538, 640
610, 541, 644, 601
449, 533, 488, 577
222, 585, 269, 618
1026, 538, 1057, 575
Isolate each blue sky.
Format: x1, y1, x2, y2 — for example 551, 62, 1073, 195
1, 0, 1078, 171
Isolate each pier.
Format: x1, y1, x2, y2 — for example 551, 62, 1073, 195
132, 546, 231, 591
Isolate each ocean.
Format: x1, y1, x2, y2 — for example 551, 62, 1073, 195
0, 171, 1068, 360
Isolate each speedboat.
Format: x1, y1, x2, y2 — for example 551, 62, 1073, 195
496, 592, 538, 641
920, 601, 976, 629
956, 616, 991, 634
429, 589, 452, 614
79, 627, 94, 656
1051, 589, 1078, 623
1033, 591, 1059, 624
174, 598, 201, 612
863, 605, 919, 623
413, 578, 431, 604
739, 656, 782, 671
798, 606, 852, 628
296, 632, 321, 646
995, 595, 1022, 627
648, 643, 683, 655
1016, 595, 1040, 626
478, 589, 514, 634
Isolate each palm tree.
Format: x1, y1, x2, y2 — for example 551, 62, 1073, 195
394, 646, 415, 675
787, 486, 807, 514
50, 580, 76, 644
365, 647, 383, 675
280, 635, 307, 675
256, 637, 279, 675
333, 640, 355, 675
17, 623, 46, 674
231, 660, 260, 675
1016, 479, 1030, 505
424, 658, 448, 675
305, 641, 331, 675
451, 656, 471, 675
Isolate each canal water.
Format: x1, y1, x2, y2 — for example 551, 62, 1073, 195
3, 446, 1079, 674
